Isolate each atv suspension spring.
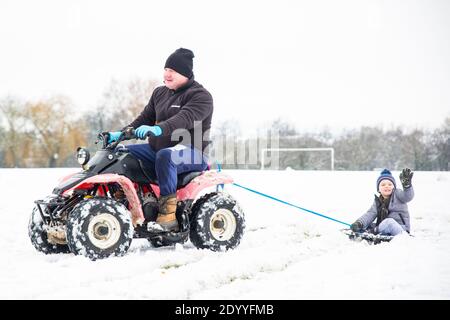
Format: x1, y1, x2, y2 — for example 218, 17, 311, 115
53, 195, 83, 219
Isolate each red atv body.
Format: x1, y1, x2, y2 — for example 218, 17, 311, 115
28, 130, 245, 260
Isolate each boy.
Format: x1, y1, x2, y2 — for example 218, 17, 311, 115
351, 168, 414, 236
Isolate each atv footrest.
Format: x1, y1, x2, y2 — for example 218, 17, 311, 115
134, 224, 189, 242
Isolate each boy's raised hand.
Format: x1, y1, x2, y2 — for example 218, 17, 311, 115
400, 168, 414, 188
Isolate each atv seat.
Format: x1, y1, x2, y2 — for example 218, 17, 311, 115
176, 171, 202, 188
152, 171, 202, 189
137, 159, 203, 188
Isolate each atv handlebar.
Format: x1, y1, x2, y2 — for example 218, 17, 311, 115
96, 127, 151, 150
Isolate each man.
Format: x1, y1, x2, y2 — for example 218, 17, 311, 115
108, 48, 213, 232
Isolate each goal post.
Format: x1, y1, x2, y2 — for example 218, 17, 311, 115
260, 147, 335, 170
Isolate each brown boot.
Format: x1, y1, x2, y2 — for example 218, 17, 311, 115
147, 194, 179, 232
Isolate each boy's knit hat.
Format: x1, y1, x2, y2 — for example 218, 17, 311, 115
376, 169, 396, 191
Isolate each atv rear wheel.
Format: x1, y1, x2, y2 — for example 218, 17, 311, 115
190, 193, 245, 251
28, 206, 70, 254
66, 198, 133, 260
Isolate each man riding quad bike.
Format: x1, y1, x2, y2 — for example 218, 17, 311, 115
28, 128, 245, 260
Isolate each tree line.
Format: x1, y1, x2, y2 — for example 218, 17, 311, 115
0, 78, 158, 168
209, 118, 449, 171
1, 78, 448, 170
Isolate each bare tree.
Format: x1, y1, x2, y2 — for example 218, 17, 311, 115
431, 117, 450, 170
24, 96, 87, 167
0, 96, 31, 167
209, 119, 242, 168
79, 78, 159, 149
97, 77, 159, 130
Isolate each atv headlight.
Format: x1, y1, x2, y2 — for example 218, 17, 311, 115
76, 147, 90, 166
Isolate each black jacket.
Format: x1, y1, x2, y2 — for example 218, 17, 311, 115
127, 78, 213, 152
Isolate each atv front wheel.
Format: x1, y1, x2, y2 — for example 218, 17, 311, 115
28, 206, 70, 254
66, 198, 133, 260
190, 193, 245, 251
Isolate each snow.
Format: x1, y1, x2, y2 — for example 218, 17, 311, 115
0, 168, 449, 299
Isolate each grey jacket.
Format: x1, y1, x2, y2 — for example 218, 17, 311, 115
357, 186, 414, 233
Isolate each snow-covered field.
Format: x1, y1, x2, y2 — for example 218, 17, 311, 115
0, 168, 449, 299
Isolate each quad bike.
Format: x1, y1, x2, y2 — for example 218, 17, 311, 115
28, 127, 245, 260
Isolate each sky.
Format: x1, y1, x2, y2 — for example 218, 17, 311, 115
1, 0, 449, 135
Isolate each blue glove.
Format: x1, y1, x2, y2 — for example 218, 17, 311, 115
108, 131, 122, 143
135, 125, 162, 139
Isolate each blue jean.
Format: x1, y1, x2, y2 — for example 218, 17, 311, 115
127, 143, 208, 196
377, 218, 405, 236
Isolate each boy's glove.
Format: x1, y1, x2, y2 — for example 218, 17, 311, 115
366, 225, 379, 235
400, 168, 414, 188
351, 221, 363, 232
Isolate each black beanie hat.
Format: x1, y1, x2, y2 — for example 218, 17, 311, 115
164, 48, 194, 78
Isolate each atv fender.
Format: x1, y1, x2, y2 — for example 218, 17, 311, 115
58, 170, 81, 184
62, 173, 145, 226
176, 171, 233, 201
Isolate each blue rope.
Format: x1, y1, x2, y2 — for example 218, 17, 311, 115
216, 161, 223, 192
232, 182, 351, 227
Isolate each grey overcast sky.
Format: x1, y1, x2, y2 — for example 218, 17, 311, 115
0, 0, 449, 134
